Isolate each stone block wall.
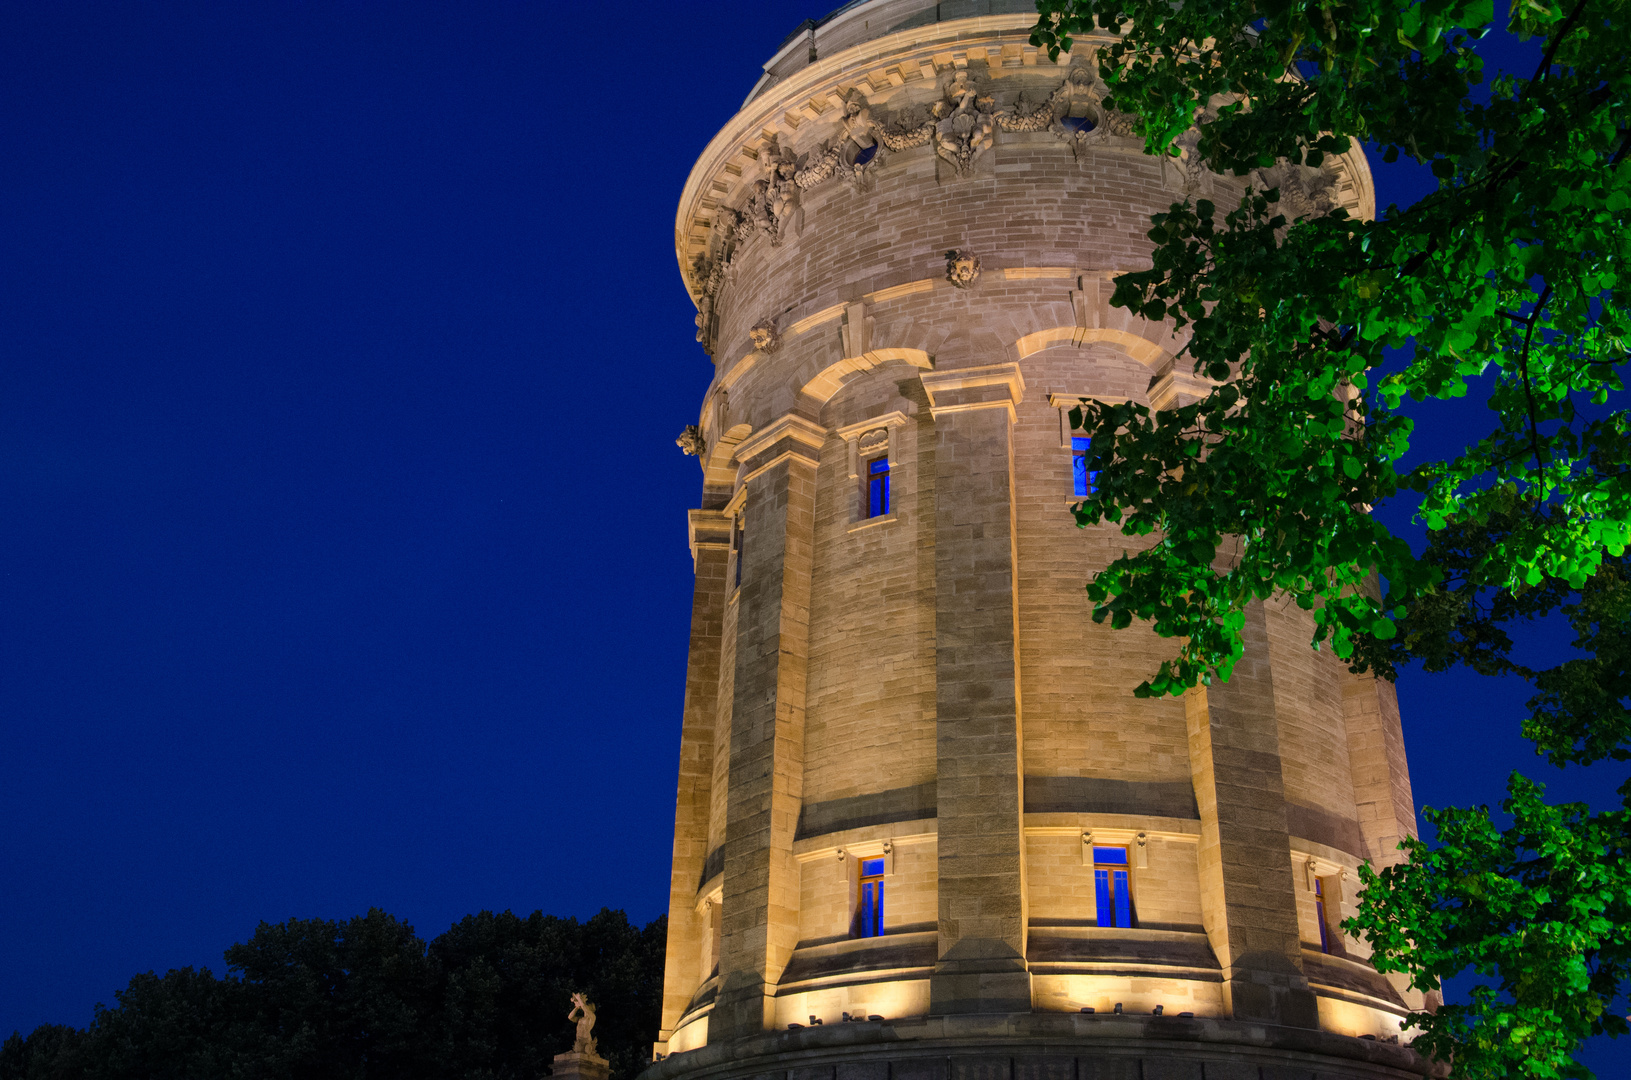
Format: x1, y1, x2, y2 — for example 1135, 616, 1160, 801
656, 5, 1416, 1071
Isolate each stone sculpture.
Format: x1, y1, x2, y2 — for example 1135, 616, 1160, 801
568, 991, 597, 1055
931, 70, 998, 176
945, 248, 982, 289
765, 136, 806, 244
1251, 161, 1340, 220
749, 319, 780, 353
683, 63, 1171, 349
676, 425, 706, 457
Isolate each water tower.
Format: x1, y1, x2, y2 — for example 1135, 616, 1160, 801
650, 4, 1429, 1078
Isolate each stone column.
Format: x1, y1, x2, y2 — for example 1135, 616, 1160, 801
656, 510, 732, 1053
710, 414, 823, 1041
1185, 601, 1319, 1027
920, 364, 1032, 1016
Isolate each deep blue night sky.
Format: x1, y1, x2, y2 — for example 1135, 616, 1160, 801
0, 3, 1623, 1072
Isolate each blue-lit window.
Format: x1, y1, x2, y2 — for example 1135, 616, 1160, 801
856, 857, 886, 938
1071, 436, 1097, 497
867, 457, 891, 518
1093, 847, 1134, 928
1315, 877, 1331, 953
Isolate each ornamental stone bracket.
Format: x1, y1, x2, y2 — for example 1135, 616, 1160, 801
833, 410, 912, 480
730, 413, 827, 488
1147, 360, 1218, 411
920, 363, 1025, 422
687, 509, 733, 570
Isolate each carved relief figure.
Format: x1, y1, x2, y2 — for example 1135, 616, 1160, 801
931, 70, 997, 175
765, 137, 805, 243
568, 992, 598, 1055
945, 248, 982, 289
838, 90, 883, 179
1251, 161, 1339, 219
748, 318, 780, 353
676, 425, 706, 457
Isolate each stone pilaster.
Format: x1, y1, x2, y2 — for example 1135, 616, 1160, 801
1344, 670, 1418, 868
657, 511, 733, 1053
921, 364, 1032, 1016
711, 414, 823, 1041
1185, 601, 1319, 1027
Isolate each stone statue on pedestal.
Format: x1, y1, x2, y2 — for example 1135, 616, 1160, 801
549, 992, 607, 1080
568, 992, 597, 1055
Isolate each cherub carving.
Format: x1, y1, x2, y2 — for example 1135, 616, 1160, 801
836, 89, 884, 185
568, 992, 597, 1055
931, 70, 997, 175
766, 139, 806, 243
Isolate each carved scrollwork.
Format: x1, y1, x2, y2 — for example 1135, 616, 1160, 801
857, 428, 889, 456
994, 61, 1136, 160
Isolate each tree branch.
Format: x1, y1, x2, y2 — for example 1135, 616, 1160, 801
1518, 283, 1555, 475
1531, 0, 1591, 87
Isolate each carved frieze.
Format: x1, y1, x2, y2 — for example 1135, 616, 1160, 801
684, 62, 1174, 353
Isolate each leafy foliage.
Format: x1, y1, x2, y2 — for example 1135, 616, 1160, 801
0, 908, 665, 1080
1029, 0, 1631, 1073
1352, 775, 1631, 1078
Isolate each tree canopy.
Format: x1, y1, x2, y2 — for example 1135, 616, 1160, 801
1029, 0, 1630, 1075
1, 907, 665, 1080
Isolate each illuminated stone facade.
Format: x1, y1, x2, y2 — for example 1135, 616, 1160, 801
651, 3, 1431, 1078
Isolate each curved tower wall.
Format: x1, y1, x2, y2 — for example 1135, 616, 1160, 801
653, 4, 1428, 1078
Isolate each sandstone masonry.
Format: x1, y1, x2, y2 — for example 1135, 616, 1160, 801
651, 4, 1428, 1080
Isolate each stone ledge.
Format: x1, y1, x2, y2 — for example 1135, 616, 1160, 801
640, 1011, 1440, 1080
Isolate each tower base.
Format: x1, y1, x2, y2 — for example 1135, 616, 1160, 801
643, 1013, 1438, 1080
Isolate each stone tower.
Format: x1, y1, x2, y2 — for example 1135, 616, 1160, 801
649, 3, 1430, 1079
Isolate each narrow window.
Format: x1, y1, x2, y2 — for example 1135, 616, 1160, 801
867, 457, 891, 518
856, 856, 886, 937
731, 517, 744, 588
1093, 847, 1134, 928
1315, 877, 1341, 953
1071, 435, 1096, 497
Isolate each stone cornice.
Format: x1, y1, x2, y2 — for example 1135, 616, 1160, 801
921, 363, 1025, 422
674, 21, 1375, 308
